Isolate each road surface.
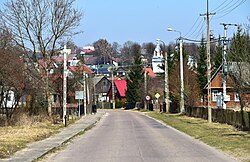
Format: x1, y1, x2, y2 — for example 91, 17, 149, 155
44, 110, 237, 162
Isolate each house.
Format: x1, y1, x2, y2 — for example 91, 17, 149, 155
203, 63, 250, 108
91, 64, 113, 76
116, 67, 126, 77
107, 79, 127, 102
94, 76, 111, 102
145, 67, 155, 77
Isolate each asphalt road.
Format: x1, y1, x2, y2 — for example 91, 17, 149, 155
44, 110, 237, 162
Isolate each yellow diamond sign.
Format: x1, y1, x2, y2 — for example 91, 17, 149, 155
155, 93, 160, 99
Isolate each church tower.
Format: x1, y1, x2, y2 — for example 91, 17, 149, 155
152, 40, 164, 74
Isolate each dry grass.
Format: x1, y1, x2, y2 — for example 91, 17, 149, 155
0, 114, 64, 159
147, 112, 250, 162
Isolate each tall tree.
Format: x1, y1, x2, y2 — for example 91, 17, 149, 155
197, 36, 207, 95
228, 27, 250, 130
120, 41, 135, 65
212, 35, 223, 74
125, 43, 144, 103
93, 39, 113, 64
0, 46, 24, 120
111, 42, 121, 57
0, 0, 82, 116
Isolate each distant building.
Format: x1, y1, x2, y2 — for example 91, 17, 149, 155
152, 40, 164, 74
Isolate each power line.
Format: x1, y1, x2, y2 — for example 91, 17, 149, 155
211, 0, 234, 12
218, 0, 246, 14
193, 19, 206, 39
213, 0, 247, 19
186, 18, 206, 39
184, 16, 201, 37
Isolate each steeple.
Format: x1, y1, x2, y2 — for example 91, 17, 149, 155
152, 40, 164, 74
154, 40, 163, 58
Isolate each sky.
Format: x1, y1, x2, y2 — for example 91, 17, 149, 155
0, 0, 249, 47
73, 0, 249, 47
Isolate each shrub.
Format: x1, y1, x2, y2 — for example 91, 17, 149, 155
115, 101, 125, 108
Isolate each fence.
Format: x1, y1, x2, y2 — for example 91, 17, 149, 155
185, 106, 250, 131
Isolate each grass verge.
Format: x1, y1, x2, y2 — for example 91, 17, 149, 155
0, 116, 79, 159
147, 112, 250, 162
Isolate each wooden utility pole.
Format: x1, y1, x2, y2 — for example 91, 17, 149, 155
200, 0, 215, 123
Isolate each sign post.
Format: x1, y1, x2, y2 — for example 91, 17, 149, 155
75, 91, 84, 117
155, 93, 160, 110
145, 95, 151, 110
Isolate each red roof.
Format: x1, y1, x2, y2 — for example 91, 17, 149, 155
114, 80, 127, 97
68, 65, 94, 74
146, 68, 155, 77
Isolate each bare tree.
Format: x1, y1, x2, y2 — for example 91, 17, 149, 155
169, 60, 201, 109
228, 27, 250, 130
0, 0, 82, 116
0, 47, 24, 121
93, 39, 113, 64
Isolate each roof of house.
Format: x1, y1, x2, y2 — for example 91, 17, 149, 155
146, 67, 155, 77
204, 64, 236, 89
68, 65, 94, 74
114, 79, 127, 97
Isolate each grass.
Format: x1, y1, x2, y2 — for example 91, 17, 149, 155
147, 112, 250, 162
0, 115, 79, 159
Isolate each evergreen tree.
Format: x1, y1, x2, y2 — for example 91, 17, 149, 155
213, 35, 223, 74
125, 45, 144, 103
197, 36, 207, 95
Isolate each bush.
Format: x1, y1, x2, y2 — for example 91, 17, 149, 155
115, 101, 125, 108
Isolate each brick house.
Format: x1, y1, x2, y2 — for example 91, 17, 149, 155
203, 64, 250, 108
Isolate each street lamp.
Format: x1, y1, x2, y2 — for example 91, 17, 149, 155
157, 39, 169, 113
167, 27, 185, 113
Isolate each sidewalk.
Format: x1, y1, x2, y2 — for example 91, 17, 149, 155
0, 112, 105, 162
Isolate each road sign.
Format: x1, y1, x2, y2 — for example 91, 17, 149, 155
155, 93, 160, 99
145, 95, 151, 101
75, 91, 84, 99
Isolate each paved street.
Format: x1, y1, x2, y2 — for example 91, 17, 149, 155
44, 110, 237, 162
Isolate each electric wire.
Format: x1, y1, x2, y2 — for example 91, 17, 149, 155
211, 0, 234, 12
217, 0, 246, 14
193, 19, 206, 40
212, 0, 247, 19
185, 18, 204, 38
211, 0, 234, 13
183, 16, 200, 37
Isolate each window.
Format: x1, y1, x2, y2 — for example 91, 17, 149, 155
234, 92, 240, 102
212, 90, 219, 102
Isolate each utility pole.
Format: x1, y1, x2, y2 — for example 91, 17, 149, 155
144, 67, 147, 110
220, 23, 238, 109
200, 0, 215, 123
179, 38, 185, 113
63, 45, 67, 126
167, 28, 184, 113
83, 56, 87, 116
157, 39, 169, 113
111, 66, 115, 109
164, 50, 169, 112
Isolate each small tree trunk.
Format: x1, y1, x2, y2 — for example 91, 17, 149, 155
239, 93, 246, 130
48, 94, 52, 116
